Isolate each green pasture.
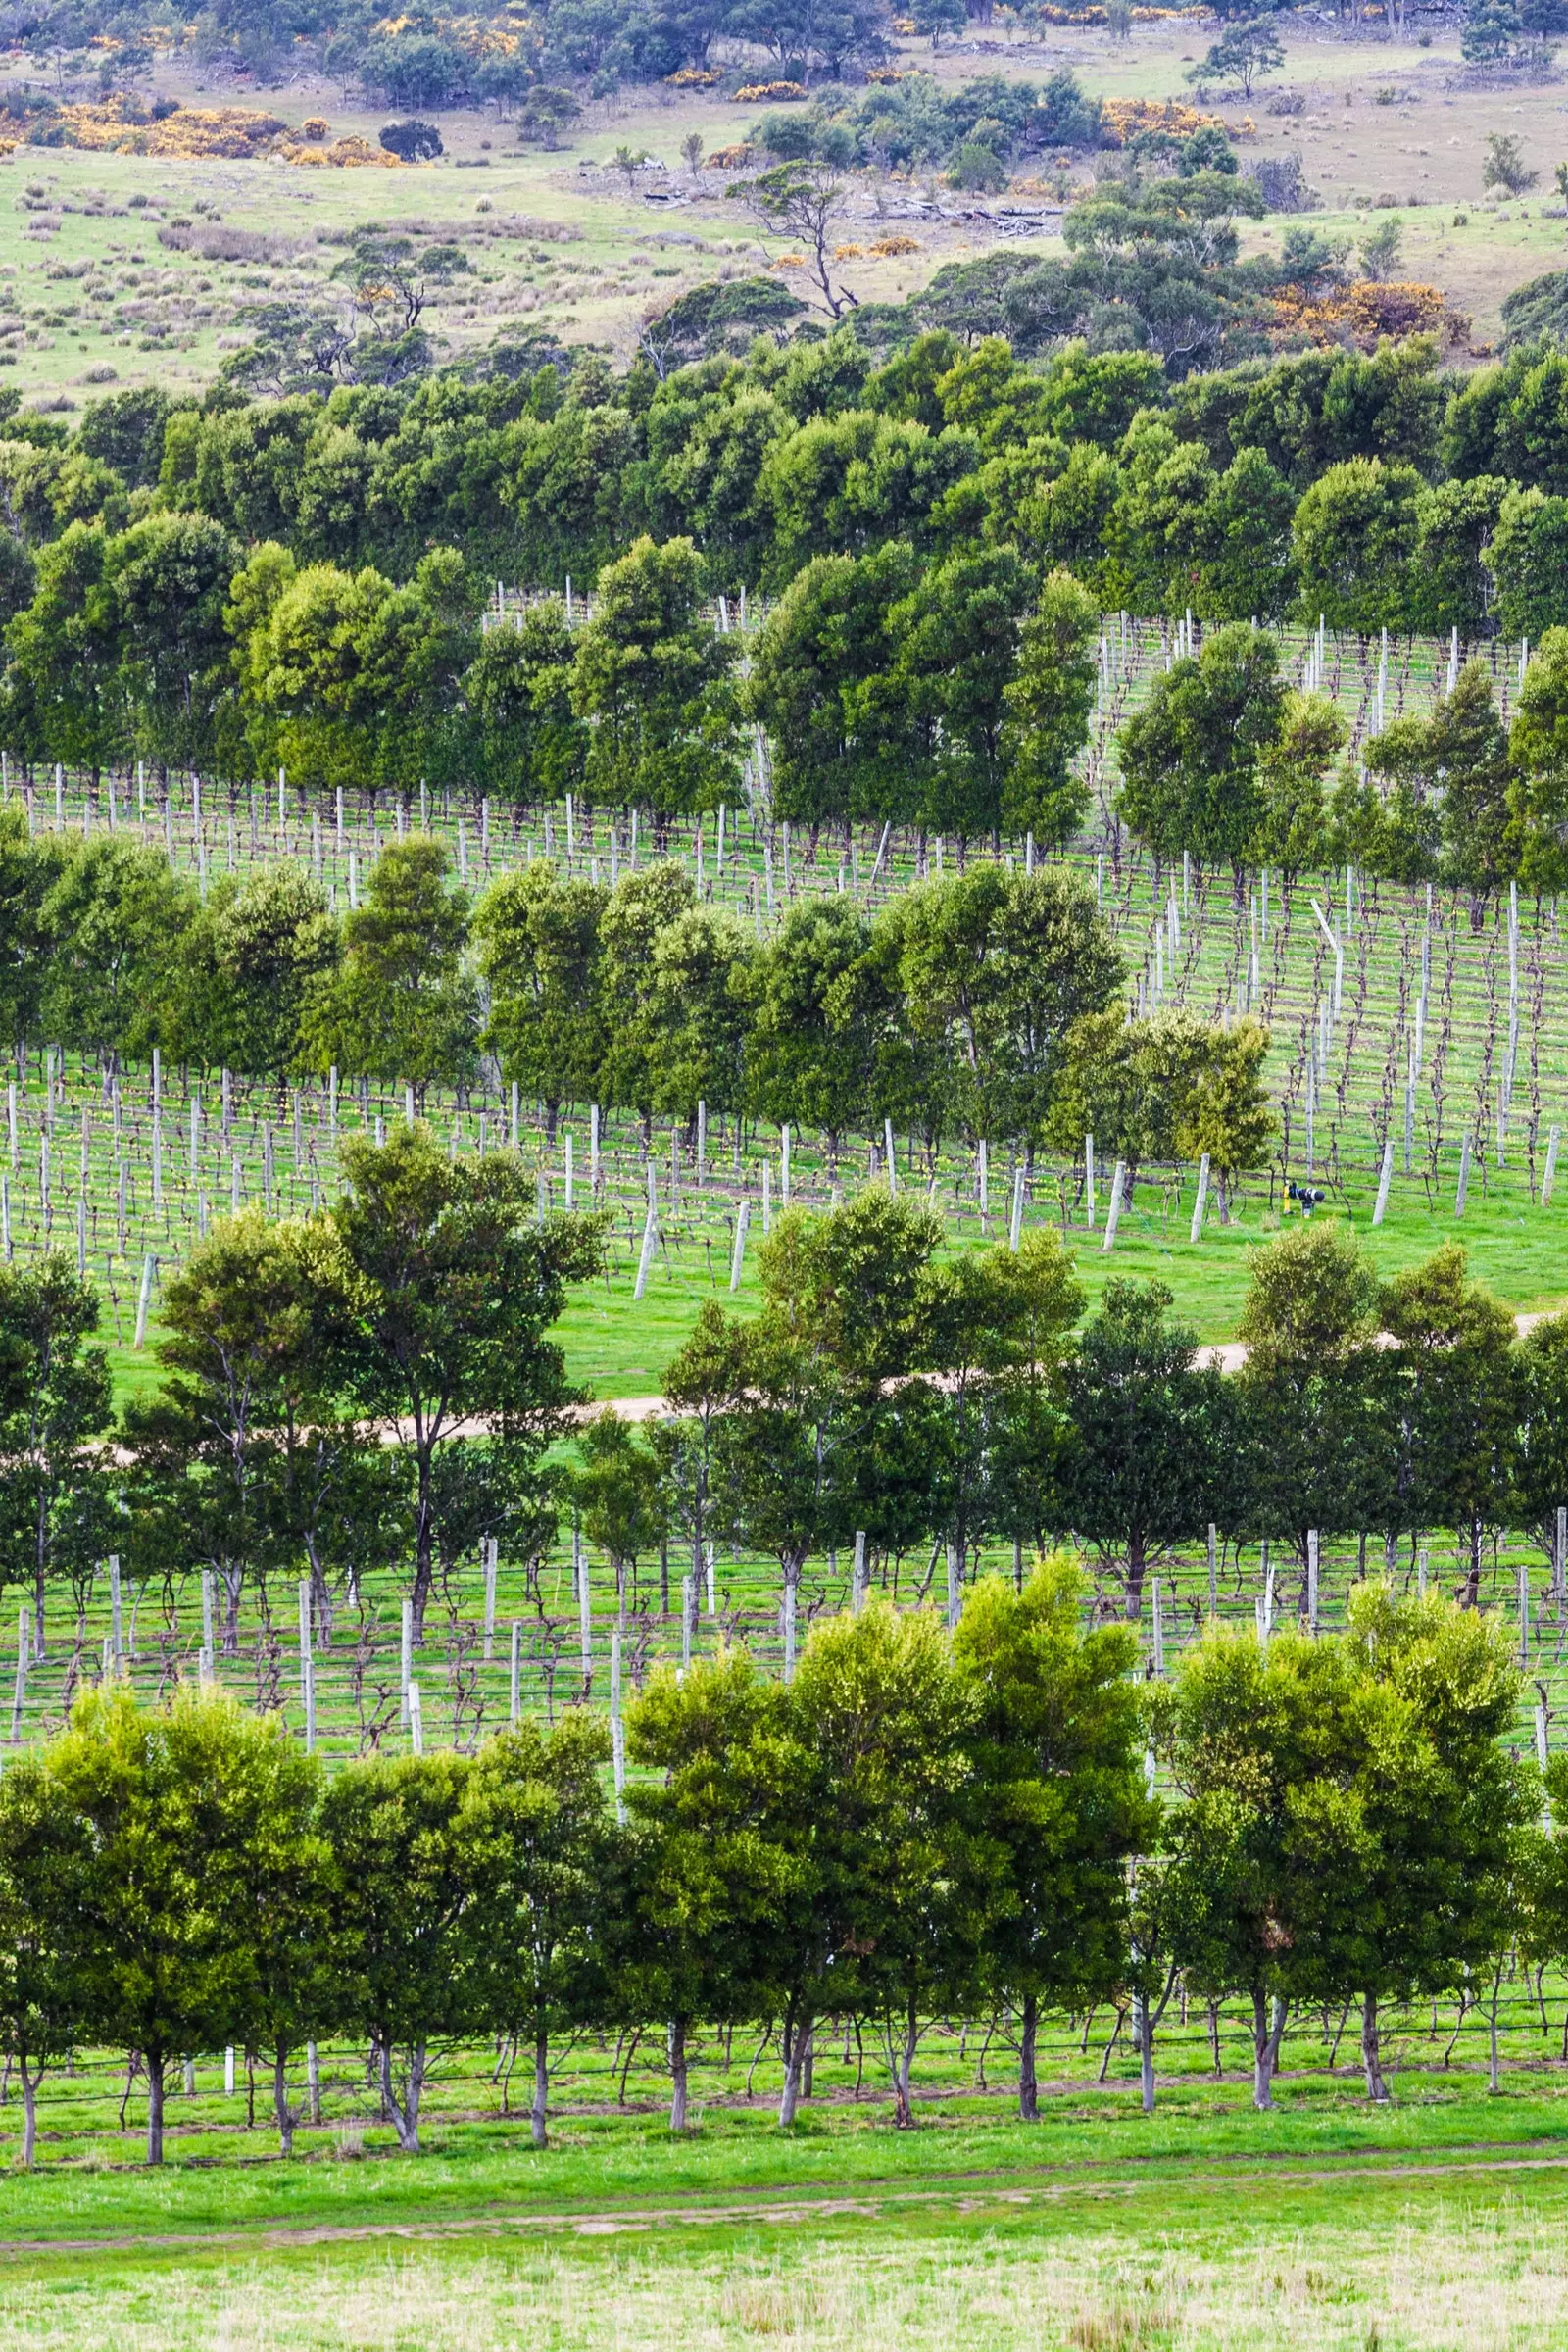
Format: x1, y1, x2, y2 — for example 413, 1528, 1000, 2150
6, 2053, 1568, 2345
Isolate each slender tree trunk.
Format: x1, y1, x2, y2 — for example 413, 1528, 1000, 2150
1252, 1990, 1288, 2110
1361, 1992, 1389, 2102
891, 2003, 916, 2129
668, 2018, 689, 2132
778, 2010, 811, 2127
379, 2038, 426, 2152
1133, 1992, 1155, 2113
531, 2029, 549, 2149
412, 1450, 436, 1642
1489, 1973, 1502, 2093
272, 2045, 296, 2157
146, 2054, 165, 2165
20, 2055, 39, 2168
1124, 1536, 1148, 1624
1018, 1992, 1039, 2122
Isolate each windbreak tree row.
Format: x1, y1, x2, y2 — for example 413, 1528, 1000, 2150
0, 821, 1281, 1179
17, 323, 1568, 808
0, 1571, 1555, 2168
11, 1140, 1568, 1653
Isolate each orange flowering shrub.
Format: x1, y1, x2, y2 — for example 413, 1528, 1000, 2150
707, 141, 754, 168
735, 79, 808, 99
275, 135, 403, 167
869, 232, 920, 253
664, 66, 720, 83
1271, 279, 1470, 351
1099, 96, 1228, 146
10, 101, 288, 156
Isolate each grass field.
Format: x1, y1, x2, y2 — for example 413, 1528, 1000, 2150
0, 3, 1559, 408
10, 2061, 1568, 2345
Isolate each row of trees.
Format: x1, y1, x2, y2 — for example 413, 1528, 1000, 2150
10, 1136, 1568, 1656
0, 1574, 1554, 2168
14, 322, 1568, 798
1, 826, 1276, 1173
1118, 623, 1568, 905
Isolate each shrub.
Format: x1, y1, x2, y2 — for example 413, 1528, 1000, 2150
379, 119, 444, 162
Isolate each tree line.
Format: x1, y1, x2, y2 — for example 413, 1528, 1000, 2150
14, 320, 1568, 817
0, 819, 1281, 1175
1, 1566, 1560, 2170
9, 1136, 1568, 1662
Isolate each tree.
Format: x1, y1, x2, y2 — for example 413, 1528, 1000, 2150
0, 1755, 89, 2166
179, 863, 339, 1084
570, 536, 743, 832
1186, 17, 1284, 96
461, 602, 587, 803
743, 544, 918, 828
1330, 1583, 1534, 2099
744, 896, 880, 1165
225, 1721, 339, 2156
50, 1684, 309, 2165
1046, 1007, 1220, 1189
916, 1230, 1084, 1578
379, 117, 444, 160
1379, 1244, 1520, 1602
1171, 1015, 1274, 1219
1149, 1622, 1368, 2109
1291, 457, 1424, 634
1117, 623, 1287, 874
1357, 215, 1404, 285
1234, 1220, 1385, 1574
473, 862, 606, 1138
7, 520, 126, 776
730, 161, 858, 320
329, 1124, 603, 1638
571, 1409, 667, 1620
39, 836, 198, 1066
123, 1210, 367, 1656
1000, 568, 1100, 848
302, 837, 478, 1093
0, 806, 61, 1054
877, 865, 1123, 1151
644, 905, 755, 1128
1062, 1279, 1233, 1623
884, 545, 1033, 840
0, 1252, 115, 1656
1484, 131, 1539, 197
466, 1712, 612, 2147
785, 1599, 985, 2128
594, 861, 698, 1136
107, 509, 239, 773
954, 1555, 1152, 2119
621, 1651, 805, 2131
1508, 623, 1568, 892
1247, 693, 1343, 878
319, 1749, 479, 2153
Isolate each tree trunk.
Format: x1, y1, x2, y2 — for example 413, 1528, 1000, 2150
412, 1456, 436, 1642
1124, 1536, 1148, 1624
891, 2003, 916, 2129
1251, 1990, 1287, 2110
1361, 1991, 1389, 2102
1489, 1975, 1502, 2093
668, 2018, 689, 2132
1018, 1992, 1039, 2122
531, 2029, 549, 2149
778, 2011, 811, 2127
146, 2053, 165, 2165
272, 2045, 296, 2157
1133, 1992, 1155, 2113
379, 2037, 426, 2152
20, 2055, 39, 2168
